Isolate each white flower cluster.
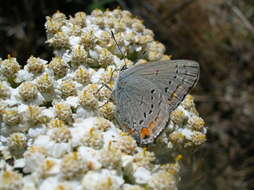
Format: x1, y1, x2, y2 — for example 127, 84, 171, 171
0, 9, 206, 190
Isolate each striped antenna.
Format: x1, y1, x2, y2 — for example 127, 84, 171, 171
110, 31, 127, 71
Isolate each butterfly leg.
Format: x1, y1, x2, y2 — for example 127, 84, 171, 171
96, 82, 112, 94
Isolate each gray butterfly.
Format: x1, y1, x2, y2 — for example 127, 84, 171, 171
112, 60, 200, 145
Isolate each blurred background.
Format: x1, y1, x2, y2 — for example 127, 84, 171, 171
0, 0, 253, 189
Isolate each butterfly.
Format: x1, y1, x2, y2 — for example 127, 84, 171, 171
111, 60, 199, 144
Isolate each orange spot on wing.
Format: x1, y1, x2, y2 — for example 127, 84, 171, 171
128, 128, 135, 135
140, 117, 160, 139
171, 92, 177, 98
148, 119, 157, 130
140, 128, 151, 139
169, 85, 182, 101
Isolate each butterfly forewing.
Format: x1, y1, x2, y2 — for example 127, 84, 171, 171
120, 60, 199, 112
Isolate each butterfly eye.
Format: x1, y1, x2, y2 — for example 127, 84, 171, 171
151, 89, 155, 94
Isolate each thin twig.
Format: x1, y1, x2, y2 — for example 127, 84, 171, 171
227, 2, 254, 34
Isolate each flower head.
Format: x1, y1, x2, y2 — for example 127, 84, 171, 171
0, 8, 206, 190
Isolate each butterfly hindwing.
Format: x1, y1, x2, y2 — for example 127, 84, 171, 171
114, 75, 169, 144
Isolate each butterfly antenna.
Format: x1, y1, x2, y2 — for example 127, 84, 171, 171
110, 30, 127, 71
